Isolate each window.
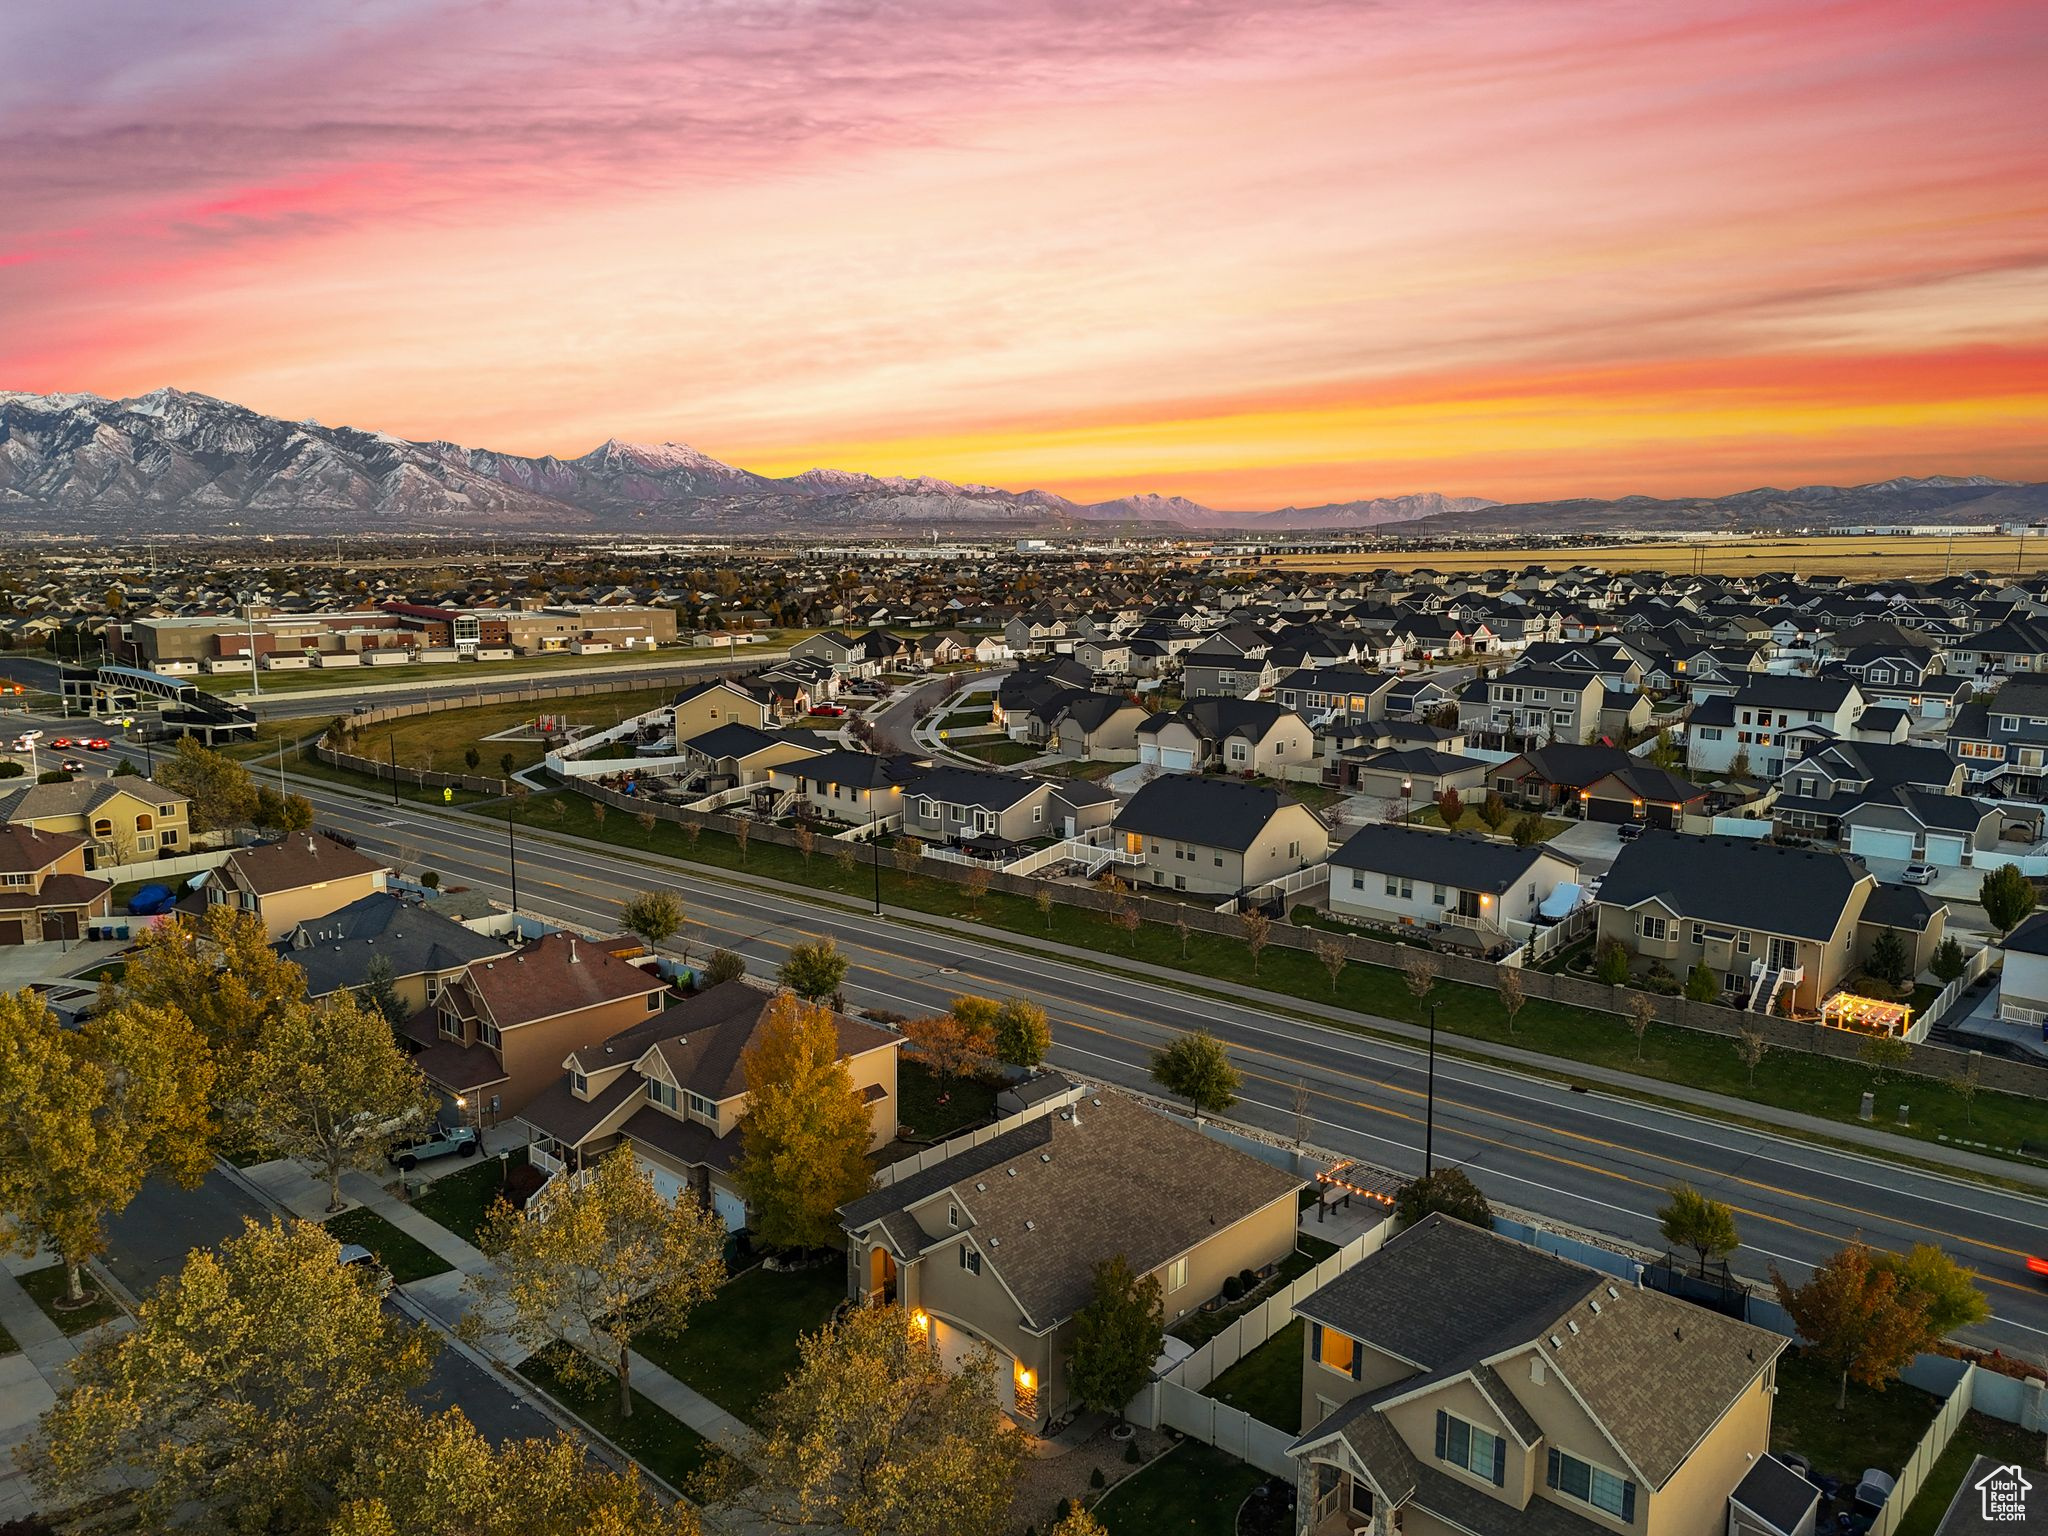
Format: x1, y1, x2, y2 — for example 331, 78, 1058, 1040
135, 813, 153, 832
646, 1078, 679, 1112
1548, 1449, 1636, 1520
478, 1020, 501, 1049
1167, 1257, 1188, 1292
438, 1010, 462, 1040
687, 1092, 720, 1125
948, 1204, 959, 1229
1433, 884, 1447, 907
1639, 915, 1667, 941
1436, 1412, 1506, 1486
1310, 1323, 1361, 1379
159, 803, 176, 817
569, 1069, 587, 1096
959, 1245, 981, 1276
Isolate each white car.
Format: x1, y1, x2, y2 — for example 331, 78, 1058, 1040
1901, 863, 1937, 886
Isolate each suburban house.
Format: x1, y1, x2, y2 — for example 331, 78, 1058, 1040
1942, 615, 2048, 678
676, 722, 823, 790
1488, 745, 1639, 812
670, 677, 772, 738
1593, 833, 1946, 1012
1464, 669, 1606, 745
1771, 741, 1989, 863
207, 832, 388, 940
766, 748, 926, 830
1272, 667, 1401, 730
1046, 692, 1150, 760
1288, 1213, 1786, 1536
517, 978, 902, 1233
790, 630, 886, 677
900, 765, 1115, 849
1327, 825, 1577, 938
1993, 912, 2048, 1029
0, 825, 112, 945
1113, 776, 1331, 897
1946, 681, 2048, 798
1686, 677, 1866, 780
840, 1085, 1301, 1432
0, 777, 192, 868
1138, 699, 1316, 778
1327, 744, 1492, 800
1577, 764, 1712, 829
281, 891, 504, 1012
401, 930, 669, 1122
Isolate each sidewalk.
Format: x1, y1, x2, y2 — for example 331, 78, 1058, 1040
0, 1257, 129, 1525
236, 1156, 754, 1454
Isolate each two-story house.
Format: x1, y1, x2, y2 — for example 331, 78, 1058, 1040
207, 833, 388, 940
1271, 668, 1402, 732
517, 978, 901, 1232
402, 930, 670, 1122
1686, 677, 1865, 780
1288, 1214, 1788, 1536
790, 630, 886, 678
900, 765, 1113, 849
1465, 669, 1606, 746
0, 777, 192, 869
765, 748, 926, 830
282, 891, 505, 1012
1946, 680, 2048, 799
1047, 691, 1150, 761
1593, 832, 1945, 1012
0, 825, 112, 945
1773, 741, 1969, 842
1113, 775, 1330, 897
670, 678, 772, 740
1137, 699, 1316, 778
840, 1085, 1301, 1432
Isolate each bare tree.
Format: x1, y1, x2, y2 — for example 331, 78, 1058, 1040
1239, 910, 1272, 975
1954, 1051, 1981, 1125
1314, 937, 1346, 995
962, 863, 992, 917
1627, 992, 1657, 1061
1114, 905, 1142, 951
1174, 912, 1192, 960
1292, 1077, 1312, 1144
1402, 952, 1439, 1004
683, 819, 703, 851
1496, 964, 1526, 1035
733, 817, 750, 866
635, 809, 657, 846
795, 822, 815, 868
833, 838, 858, 877
1736, 1024, 1769, 1086
590, 800, 607, 830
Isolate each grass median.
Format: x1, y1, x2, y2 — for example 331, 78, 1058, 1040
498, 790, 2045, 1166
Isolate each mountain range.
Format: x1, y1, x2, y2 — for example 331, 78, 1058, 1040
2, 387, 2041, 537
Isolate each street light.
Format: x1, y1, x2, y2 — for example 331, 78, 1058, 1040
506, 801, 520, 913
1424, 1000, 1438, 1180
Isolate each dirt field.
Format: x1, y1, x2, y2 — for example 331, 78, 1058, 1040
1262, 534, 2048, 579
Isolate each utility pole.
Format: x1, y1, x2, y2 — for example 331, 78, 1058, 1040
506, 803, 520, 912
870, 790, 884, 916
1424, 1001, 1438, 1180
387, 734, 400, 806
245, 602, 262, 700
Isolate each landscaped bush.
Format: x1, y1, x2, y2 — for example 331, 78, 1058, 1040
1642, 961, 1681, 996
1221, 1274, 1245, 1302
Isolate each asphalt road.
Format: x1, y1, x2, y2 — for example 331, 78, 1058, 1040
289, 776, 2048, 1361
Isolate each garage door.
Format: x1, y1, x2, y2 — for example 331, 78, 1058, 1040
1160, 748, 1197, 773
1586, 799, 1631, 825
929, 1318, 1018, 1415
0, 920, 22, 945
1139, 743, 1160, 766
1923, 834, 1967, 867
635, 1156, 685, 1206
713, 1186, 748, 1232
1850, 827, 1916, 862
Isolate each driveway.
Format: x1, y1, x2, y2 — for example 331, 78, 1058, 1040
1544, 819, 1624, 875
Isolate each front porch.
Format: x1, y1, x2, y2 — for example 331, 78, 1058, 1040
1300, 1455, 1403, 1535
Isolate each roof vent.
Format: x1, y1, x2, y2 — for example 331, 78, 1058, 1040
1024, 1220, 1035, 1231
1548, 1335, 1562, 1349
974, 1181, 986, 1192
1606, 1285, 1619, 1300
1039, 1153, 1051, 1163
1566, 1320, 1579, 1335
1006, 1167, 1017, 1177
988, 1236, 1000, 1247
1588, 1299, 1600, 1314
1091, 1097, 1102, 1107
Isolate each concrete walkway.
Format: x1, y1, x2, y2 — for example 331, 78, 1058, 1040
240, 1155, 755, 1455
0, 1257, 133, 1525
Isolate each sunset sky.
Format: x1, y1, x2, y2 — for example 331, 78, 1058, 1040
3, 0, 2044, 508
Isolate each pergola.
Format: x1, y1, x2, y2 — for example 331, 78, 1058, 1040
1818, 991, 1912, 1039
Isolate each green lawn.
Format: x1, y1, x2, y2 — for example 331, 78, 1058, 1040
1770, 1348, 1941, 1491
1040, 759, 1121, 780
1409, 803, 1569, 842
896, 1061, 1000, 1142
955, 739, 1041, 765
413, 1148, 528, 1249
1094, 1440, 1267, 1536
323, 1207, 455, 1286
18, 1263, 123, 1335
517, 1341, 712, 1493
502, 791, 2048, 1162
1896, 1409, 2048, 1536
632, 1261, 845, 1426
1203, 1318, 1304, 1433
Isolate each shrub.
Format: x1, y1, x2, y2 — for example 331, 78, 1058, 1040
1594, 938, 1631, 986
1642, 960, 1681, 995
419, 870, 440, 890
1221, 1274, 1244, 1302
0, 761, 22, 779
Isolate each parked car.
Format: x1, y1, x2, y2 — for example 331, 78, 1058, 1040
336, 1243, 392, 1296
1901, 863, 1937, 885
387, 1123, 481, 1170
1615, 822, 1645, 842
808, 705, 846, 717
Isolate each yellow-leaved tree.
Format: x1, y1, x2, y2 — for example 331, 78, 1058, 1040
696, 1303, 1023, 1536
23, 1217, 435, 1535
0, 989, 214, 1305
119, 906, 307, 1104
469, 1147, 726, 1419
735, 992, 875, 1251
241, 994, 438, 1212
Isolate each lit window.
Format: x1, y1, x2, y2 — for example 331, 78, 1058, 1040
1168, 1257, 1187, 1292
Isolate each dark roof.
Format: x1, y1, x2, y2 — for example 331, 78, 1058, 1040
1598, 833, 1868, 941
784, 748, 923, 790
1731, 674, 1859, 711
223, 833, 382, 895
1113, 775, 1305, 851
1329, 824, 1571, 890
1342, 747, 1490, 777
1584, 765, 1709, 805
2002, 910, 2048, 957
1497, 744, 1636, 787
1859, 882, 1944, 933
283, 893, 504, 997
903, 764, 1044, 812
680, 721, 809, 761
1730, 1456, 1821, 1536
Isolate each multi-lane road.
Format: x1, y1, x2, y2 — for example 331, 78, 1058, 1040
279, 774, 2048, 1361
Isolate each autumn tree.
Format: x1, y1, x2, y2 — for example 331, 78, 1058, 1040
795, 821, 815, 867
1496, 964, 1526, 1035
1626, 991, 1656, 1060
1066, 1254, 1164, 1422
471, 1150, 725, 1419
704, 948, 748, 986
0, 992, 214, 1306
1174, 910, 1192, 958
1737, 1024, 1770, 1086
1436, 786, 1464, 827
1051, 1511, 1109, 1536
1314, 937, 1346, 994
242, 995, 438, 1212
696, 1303, 1023, 1536
1870, 1243, 1991, 1338
1657, 1184, 1739, 1276
1979, 863, 2035, 937
1113, 904, 1141, 950
834, 837, 860, 877
24, 1217, 435, 1534
156, 736, 258, 834
1239, 909, 1272, 974
121, 906, 307, 1102
1393, 1167, 1492, 1230
1860, 1032, 1912, 1089
735, 994, 875, 1251
780, 936, 850, 1002
1402, 951, 1439, 1005
1150, 1030, 1238, 1114
961, 862, 992, 917
1035, 886, 1056, 931
993, 996, 1051, 1068
619, 889, 684, 951
333, 1407, 699, 1536
1773, 1244, 1935, 1408
1476, 791, 1509, 832
733, 816, 751, 865
902, 1004, 997, 1083
894, 834, 924, 874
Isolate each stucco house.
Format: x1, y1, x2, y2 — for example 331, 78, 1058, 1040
0, 777, 192, 868
840, 1085, 1301, 1432
517, 978, 902, 1233
0, 825, 112, 945
1327, 825, 1577, 938
1113, 775, 1330, 897
282, 891, 504, 1013
208, 832, 388, 940
1288, 1213, 1786, 1536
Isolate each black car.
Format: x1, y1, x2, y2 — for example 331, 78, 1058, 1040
1616, 822, 1645, 842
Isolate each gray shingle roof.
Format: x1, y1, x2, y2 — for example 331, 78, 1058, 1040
282, 893, 504, 998
1329, 824, 1570, 891
1113, 775, 1306, 852
1597, 833, 1868, 942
